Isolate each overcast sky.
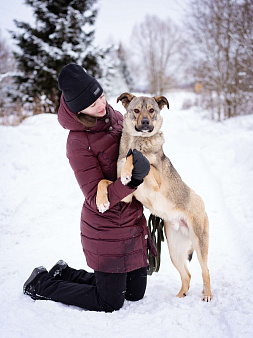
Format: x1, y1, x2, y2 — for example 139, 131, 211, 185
0, 0, 187, 48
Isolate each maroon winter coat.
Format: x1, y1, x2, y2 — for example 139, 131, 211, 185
58, 95, 155, 273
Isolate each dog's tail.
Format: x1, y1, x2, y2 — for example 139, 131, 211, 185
188, 248, 194, 262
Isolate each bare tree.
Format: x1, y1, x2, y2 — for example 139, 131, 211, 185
117, 43, 134, 91
186, 0, 253, 120
232, 0, 253, 116
130, 15, 185, 95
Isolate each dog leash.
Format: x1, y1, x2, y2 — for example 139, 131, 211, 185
147, 214, 164, 275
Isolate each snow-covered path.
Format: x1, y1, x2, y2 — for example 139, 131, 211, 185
1, 92, 252, 338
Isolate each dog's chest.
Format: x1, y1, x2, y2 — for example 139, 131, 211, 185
129, 137, 146, 152
129, 134, 163, 155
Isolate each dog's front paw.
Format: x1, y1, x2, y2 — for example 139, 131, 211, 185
96, 194, 110, 213
97, 202, 110, 213
121, 174, 132, 185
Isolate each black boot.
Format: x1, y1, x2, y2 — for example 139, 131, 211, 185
23, 266, 48, 300
49, 260, 68, 278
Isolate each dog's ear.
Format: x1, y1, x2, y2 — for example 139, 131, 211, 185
153, 96, 169, 110
117, 92, 136, 109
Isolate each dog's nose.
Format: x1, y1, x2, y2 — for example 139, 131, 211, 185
141, 118, 150, 126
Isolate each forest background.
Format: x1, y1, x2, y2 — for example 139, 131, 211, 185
0, 0, 252, 124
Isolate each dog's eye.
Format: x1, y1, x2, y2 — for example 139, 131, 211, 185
149, 109, 155, 113
134, 109, 140, 113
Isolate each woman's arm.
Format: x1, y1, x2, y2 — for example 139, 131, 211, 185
67, 138, 135, 211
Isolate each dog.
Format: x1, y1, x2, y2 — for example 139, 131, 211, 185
96, 93, 213, 302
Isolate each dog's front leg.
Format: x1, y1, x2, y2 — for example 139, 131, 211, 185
120, 154, 134, 185
121, 156, 161, 192
147, 165, 162, 191
96, 179, 112, 213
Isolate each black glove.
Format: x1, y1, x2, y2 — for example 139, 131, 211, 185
127, 149, 150, 188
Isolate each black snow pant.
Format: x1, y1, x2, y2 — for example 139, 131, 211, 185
35, 266, 147, 312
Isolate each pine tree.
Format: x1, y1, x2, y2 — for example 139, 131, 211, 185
0, 30, 16, 111
11, 0, 101, 113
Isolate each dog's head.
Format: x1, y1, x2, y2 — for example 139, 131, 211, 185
117, 93, 169, 137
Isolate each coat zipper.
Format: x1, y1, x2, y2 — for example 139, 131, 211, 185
118, 203, 121, 226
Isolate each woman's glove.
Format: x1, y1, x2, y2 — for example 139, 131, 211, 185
127, 149, 150, 188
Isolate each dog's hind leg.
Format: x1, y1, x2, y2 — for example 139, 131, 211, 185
190, 214, 213, 302
164, 220, 192, 298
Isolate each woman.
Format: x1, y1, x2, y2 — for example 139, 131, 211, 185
23, 63, 156, 312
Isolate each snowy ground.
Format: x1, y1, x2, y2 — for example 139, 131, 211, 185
0, 92, 253, 338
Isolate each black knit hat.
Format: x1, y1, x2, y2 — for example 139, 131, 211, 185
58, 63, 103, 114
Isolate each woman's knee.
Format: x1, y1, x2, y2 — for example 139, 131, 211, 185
125, 290, 145, 302
95, 271, 127, 312
102, 294, 125, 312
125, 267, 147, 301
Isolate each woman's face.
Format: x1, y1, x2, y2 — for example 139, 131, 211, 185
79, 93, 106, 118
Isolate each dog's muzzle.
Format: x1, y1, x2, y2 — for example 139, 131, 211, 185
135, 118, 154, 133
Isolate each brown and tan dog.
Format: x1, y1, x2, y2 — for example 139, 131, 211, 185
96, 93, 213, 302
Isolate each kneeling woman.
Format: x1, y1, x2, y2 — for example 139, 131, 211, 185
23, 63, 156, 312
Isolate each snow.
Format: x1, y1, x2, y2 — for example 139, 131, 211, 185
1, 91, 253, 337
